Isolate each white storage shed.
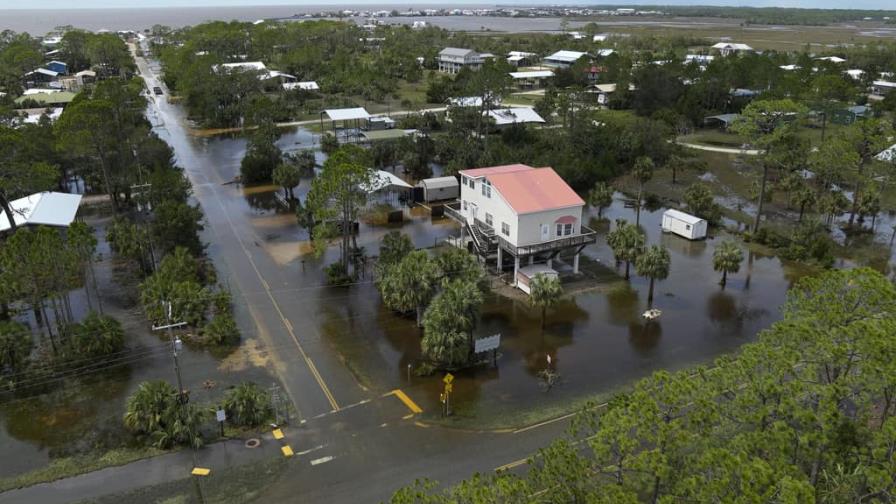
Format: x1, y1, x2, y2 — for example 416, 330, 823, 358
417, 177, 459, 202
661, 209, 707, 240
516, 265, 559, 295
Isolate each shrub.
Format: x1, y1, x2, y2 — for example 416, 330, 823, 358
68, 312, 125, 358
203, 313, 240, 346
0, 321, 32, 374
324, 262, 352, 286
223, 383, 273, 428
124, 380, 205, 449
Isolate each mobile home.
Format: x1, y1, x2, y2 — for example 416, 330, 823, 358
661, 209, 707, 240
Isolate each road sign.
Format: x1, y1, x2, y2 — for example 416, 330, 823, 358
443, 373, 454, 385
216, 409, 226, 422
474, 334, 501, 353
444, 383, 453, 393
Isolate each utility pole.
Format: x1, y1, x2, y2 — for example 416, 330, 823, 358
151, 301, 204, 504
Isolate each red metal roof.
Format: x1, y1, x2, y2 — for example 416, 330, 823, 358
488, 167, 585, 214
459, 164, 533, 178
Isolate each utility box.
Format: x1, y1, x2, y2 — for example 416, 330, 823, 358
662, 209, 707, 240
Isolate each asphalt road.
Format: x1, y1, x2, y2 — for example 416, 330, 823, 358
1, 45, 578, 504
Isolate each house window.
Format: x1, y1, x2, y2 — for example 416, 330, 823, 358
481, 179, 491, 198
685, 224, 691, 231
485, 213, 493, 226
556, 223, 573, 236
501, 222, 510, 236
462, 200, 467, 210
470, 180, 475, 191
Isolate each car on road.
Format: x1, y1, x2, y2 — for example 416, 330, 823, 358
153, 86, 163, 95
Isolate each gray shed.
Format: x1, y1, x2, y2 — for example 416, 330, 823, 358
417, 176, 459, 202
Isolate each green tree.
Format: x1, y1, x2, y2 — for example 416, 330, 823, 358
151, 201, 204, 256
272, 162, 300, 199
712, 240, 744, 288
376, 231, 414, 276
124, 380, 205, 449
528, 273, 563, 329
607, 219, 645, 280
68, 312, 124, 358
203, 312, 239, 346
731, 99, 807, 232
379, 251, 441, 327
635, 245, 670, 304
421, 280, 483, 368
0, 320, 32, 376
0, 126, 59, 230
682, 182, 720, 223
240, 123, 282, 184
631, 156, 654, 226
588, 181, 613, 218
306, 145, 374, 275
223, 382, 273, 428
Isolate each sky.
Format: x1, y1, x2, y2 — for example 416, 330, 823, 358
1, 0, 895, 9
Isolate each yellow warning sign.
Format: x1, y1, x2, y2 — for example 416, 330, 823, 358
443, 373, 454, 385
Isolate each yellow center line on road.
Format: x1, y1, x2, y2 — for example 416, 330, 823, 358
389, 389, 423, 414
212, 188, 340, 412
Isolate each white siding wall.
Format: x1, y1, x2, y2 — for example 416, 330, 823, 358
460, 175, 584, 247
517, 207, 583, 246
460, 176, 519, 245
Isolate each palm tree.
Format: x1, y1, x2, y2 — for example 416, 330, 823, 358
224, 382, 273, 428
123, 380, 178, 435
380, 250, 442, 327
631, 156, 654, 226
713, 241, 744, 288
421, 279, 484, 367
272, 163, 300, 200
607, 219, 646, 280
529, 273, 563, 329
72, 312, 124, 357
588, 182, 613, 218
635, 245, 670, 304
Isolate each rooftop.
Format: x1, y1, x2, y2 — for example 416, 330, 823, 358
663, 208, 705, 225
545, 50, 587, 63
323, 107, 371, 121
0, 191, 82, 233
439, 47, 476, 57
461, 164, 584, 214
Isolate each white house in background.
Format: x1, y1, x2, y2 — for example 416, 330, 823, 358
712, 42, 753, 56
509, 70, 553, 89
444, 164, 596, 286
437, 47, 483, 74
816, 56, 846, 64
282, 81, 320, 91
213, 61, 296, 82
780, 64, 801, 71
593, 33, 609, 42
871, 80, 896, 97
0, 192, 82, 233
685, 54, 714, 65
543, 50, 587, 68
486, 107, 545, 128
661, 209, 707, 240
845, 69, 865, 80
506, 51, 536, 66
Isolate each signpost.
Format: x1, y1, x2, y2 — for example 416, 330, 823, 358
442, 373, 454, 416
216, 409, 226, 437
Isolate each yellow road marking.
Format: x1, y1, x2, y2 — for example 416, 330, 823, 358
272, 428, 284, 440
390, 389, 423, 414
213, 196, 340, 412
191, 467, 211, 476
494, 458, 528, 472
282, 445, 294, 457
402, 413, 414, 420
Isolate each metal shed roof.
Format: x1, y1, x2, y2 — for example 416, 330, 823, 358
509, 70, 554, 79
418, 176, 458, 189
361, 170, 413, 193
0, 192, 82, 232
663, 208, 704, 225
324, 107, 371, 121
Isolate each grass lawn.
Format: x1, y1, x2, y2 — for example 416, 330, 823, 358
0, 446, 168, 493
